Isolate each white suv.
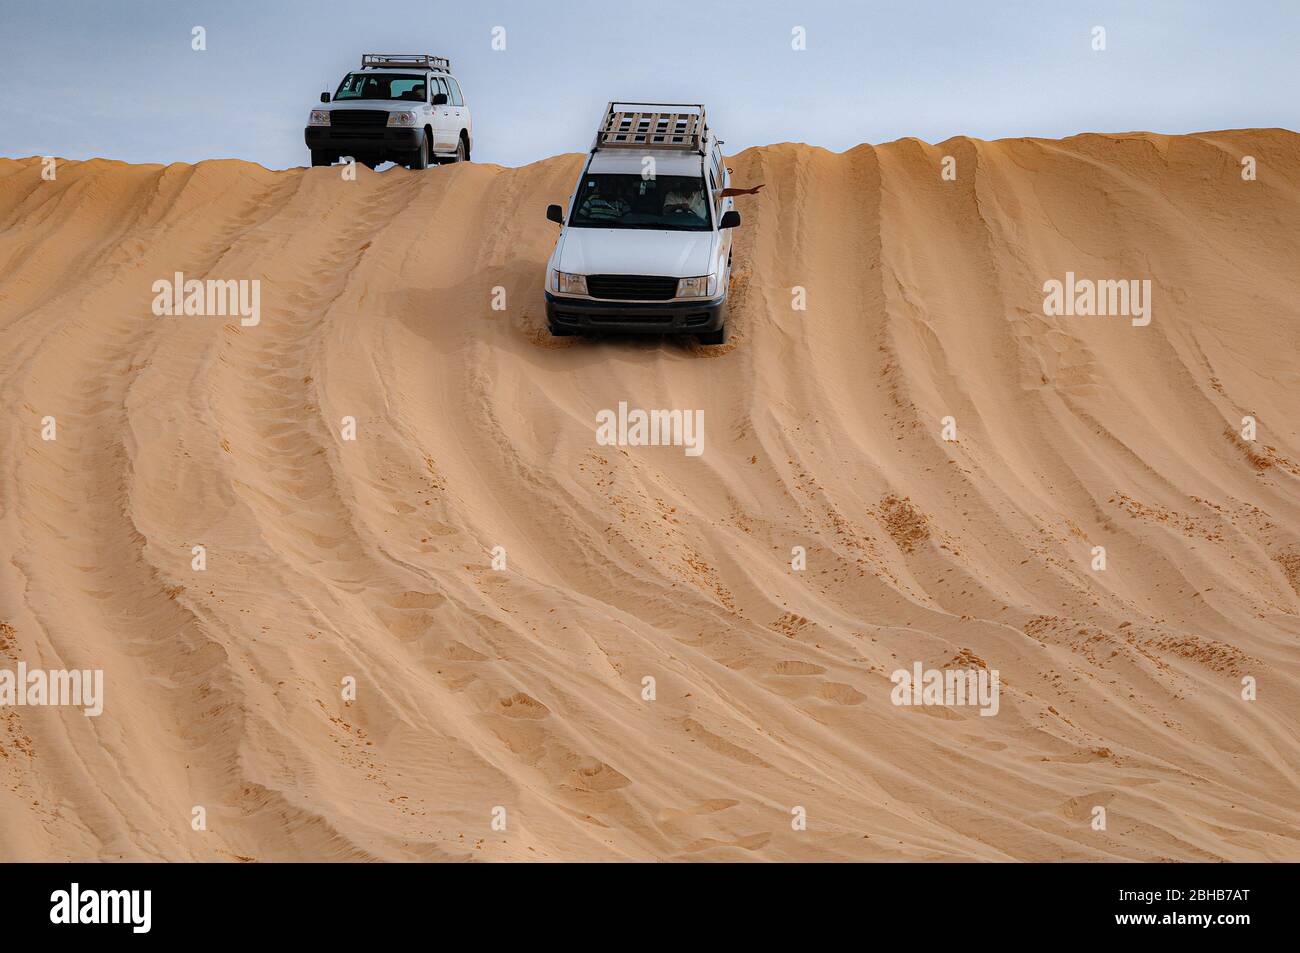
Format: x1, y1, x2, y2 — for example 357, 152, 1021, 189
544, 102, 740, 345
305, 54, 472, 169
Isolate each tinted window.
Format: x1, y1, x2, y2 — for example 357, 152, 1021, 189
446, 77, 464, 106
432, 77, 449, 100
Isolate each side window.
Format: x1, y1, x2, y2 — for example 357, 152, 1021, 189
708, 169, 722, 216
447, 77, 464, 107
432, 77, 449, 102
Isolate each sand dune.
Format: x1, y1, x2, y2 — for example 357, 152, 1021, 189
1, 130, 1298, 861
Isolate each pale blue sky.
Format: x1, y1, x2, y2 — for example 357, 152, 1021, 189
2, 0, 1296, 168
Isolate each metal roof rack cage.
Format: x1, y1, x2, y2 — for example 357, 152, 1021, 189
593, 102, 708, 154
361, 53, 451, 73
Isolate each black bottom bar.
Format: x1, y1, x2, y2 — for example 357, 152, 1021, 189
0, 861, 1285, 941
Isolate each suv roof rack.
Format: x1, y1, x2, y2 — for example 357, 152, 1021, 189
361, 53, 451, 73
593, 102, 708, 155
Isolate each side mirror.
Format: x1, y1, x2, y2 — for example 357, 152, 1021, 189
719, 210, 742, 229
546, 204, 564, 225
432, 92, 448, 105
320, 92, 330, 103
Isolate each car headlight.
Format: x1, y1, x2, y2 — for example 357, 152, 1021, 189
387, 111, 418, 127
552, 271, 588, 295
676, 275, 717, 298
308, 110, 331, 126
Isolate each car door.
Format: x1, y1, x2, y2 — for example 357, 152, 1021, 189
430, 77, 456, 150
446, 76, 466, 136
710, 145, 734, 284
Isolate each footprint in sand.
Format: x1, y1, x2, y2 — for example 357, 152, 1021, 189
498, 692, 550, 719
568, 760, 632, 792
772, 660, 827, 676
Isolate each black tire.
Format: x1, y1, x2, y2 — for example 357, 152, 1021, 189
410, 132, 430, 170
696, 324, 727, 346
452, 135, 467, 163
310, 151, 332, 168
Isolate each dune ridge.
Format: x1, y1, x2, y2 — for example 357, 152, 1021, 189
0, 129, 1298, 861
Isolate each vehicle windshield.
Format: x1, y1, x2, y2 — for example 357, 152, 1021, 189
568, 173, 713, 231
333, 73, 427, 102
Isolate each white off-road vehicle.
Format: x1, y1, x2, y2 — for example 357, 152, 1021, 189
305, 54, 472, 169
544, 103, 740, 345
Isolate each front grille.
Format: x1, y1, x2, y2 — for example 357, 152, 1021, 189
586, 275, 679, 301
329, 110, 389, 128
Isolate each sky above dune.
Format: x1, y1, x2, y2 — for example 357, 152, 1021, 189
2, 0, 1298, 168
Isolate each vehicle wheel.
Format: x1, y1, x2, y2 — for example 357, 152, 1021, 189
310, 151, 332, 167
547, 322, 576, 337
452, 135, 467, 163
410, 133, 430, 170
696, 325, 727, 346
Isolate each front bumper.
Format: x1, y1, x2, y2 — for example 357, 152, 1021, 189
545, 291, 726, 334
305, 126, 423, 156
